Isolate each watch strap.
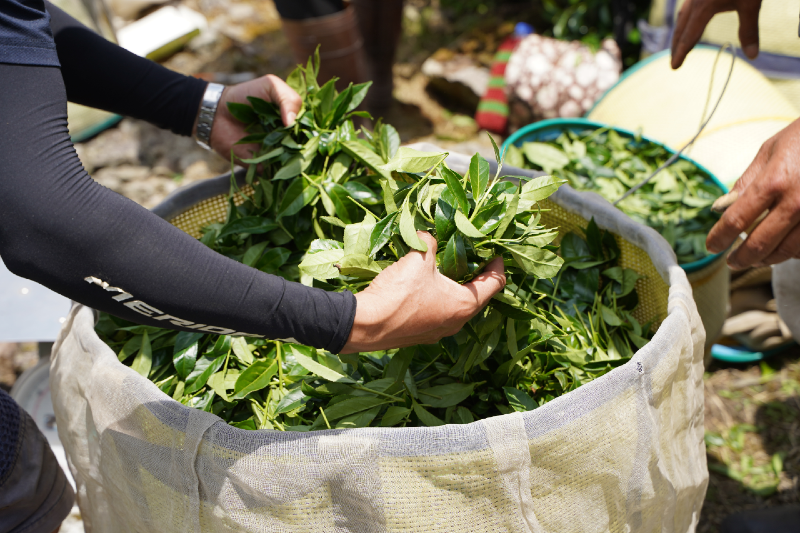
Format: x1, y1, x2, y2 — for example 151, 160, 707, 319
195, 82, 225, 150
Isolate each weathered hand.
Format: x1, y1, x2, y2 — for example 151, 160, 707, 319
201, 74, 302, 161
707, 117, 800, 269
341, 232, 506, 353
670, 0, 761, 69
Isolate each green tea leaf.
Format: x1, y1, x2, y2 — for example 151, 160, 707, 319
348, 82, 372, 112
275, 387, 307, 415
131, 331, 152, 378
418, 383, 476, 408
278, 177, 317, 218
343, 212, 376, 256
519, 176, 566, 209
503, 387, 537, 412
326, 183, 356, 224
242, 241, 269, 267
232, 359, 278, 400
227, 102, 258, 124
454, 210, 485, 238
434, 197, 457, 244
522, 142, 570, 173
289, 346, 355, 383
469, 154, 489, 201
336, 406, 381, 428
453, 406, 474, 424
369, 212, 399, 256
323, 396, 387, 422
412, 400, 444, 426
600, 304, 623, 326
439, 233, 468, 281
382, 147, 446, 173
207, 372, 231, 401
494, 185, 520, 238
440, 166, 470, 215
380, 124, 401, 161
338, 254, 383, 278
217, 217, 278, 239
241, 147, 284, 164
185, 353, 225, 394
380, 406, 411, 427
342, 140, 391, 179
231, 337, 254, 365
118, 335, 142, 362
173, 332, 201, 380
503, 244, 564, 278
299, 248, 345, 280
381, 178, 398, 214
273, 154, 303, 181
400, 201, 427, 252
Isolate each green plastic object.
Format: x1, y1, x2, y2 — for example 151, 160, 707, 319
503, 117, 729, 273
711, 342, 795, 364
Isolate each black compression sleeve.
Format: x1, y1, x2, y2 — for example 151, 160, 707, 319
45, 1, 206, 137
0, 63, 356, 352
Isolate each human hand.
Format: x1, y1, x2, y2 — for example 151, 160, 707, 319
706, 117, 800, 269
341, 232, 507, 353
670, 0, 761, 69
201, 74, 302, 162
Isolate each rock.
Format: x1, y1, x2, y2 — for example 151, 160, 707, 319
75, 120, 141, 173
108, 0, 169, 20
183, 160, 218, 184
93, 165, 151, 193
422, 53, 490, 112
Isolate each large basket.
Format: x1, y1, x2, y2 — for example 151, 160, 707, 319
50, 148, 707, 533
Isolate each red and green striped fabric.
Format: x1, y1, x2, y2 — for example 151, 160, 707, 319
475, 39, 519, 135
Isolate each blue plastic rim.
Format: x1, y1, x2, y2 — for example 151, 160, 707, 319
502, 117, 729, 273
710, 342, 796, 364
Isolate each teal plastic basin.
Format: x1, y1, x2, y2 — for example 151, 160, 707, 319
503, 117, 729, 274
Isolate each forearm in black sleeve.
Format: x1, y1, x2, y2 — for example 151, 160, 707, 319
45, 1, 206, 137
0, 63, 356, 352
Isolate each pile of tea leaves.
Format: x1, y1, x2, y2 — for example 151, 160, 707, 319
96, 56, 656, 431
505, 129, 724, 264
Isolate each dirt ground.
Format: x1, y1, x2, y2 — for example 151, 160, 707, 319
698, 350, 800, 531
3, 0, 798, 530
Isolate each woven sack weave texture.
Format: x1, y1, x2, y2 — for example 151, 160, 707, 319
50, 149, 707, 533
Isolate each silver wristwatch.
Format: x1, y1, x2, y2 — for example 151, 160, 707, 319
195, 82, 225, 150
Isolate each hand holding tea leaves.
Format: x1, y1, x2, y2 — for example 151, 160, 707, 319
199, 73, 303, 161
342, 232, 506, 353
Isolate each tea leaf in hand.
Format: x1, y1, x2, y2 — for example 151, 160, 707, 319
503, 244, 563, 278
469, 153, 490, 201
454, 210, 485, 238
440, 233, 468, 281
440, 166, 470, 215
400, 201, 427, 252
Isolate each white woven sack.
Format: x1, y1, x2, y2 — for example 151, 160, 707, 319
50, 154, 707, 533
